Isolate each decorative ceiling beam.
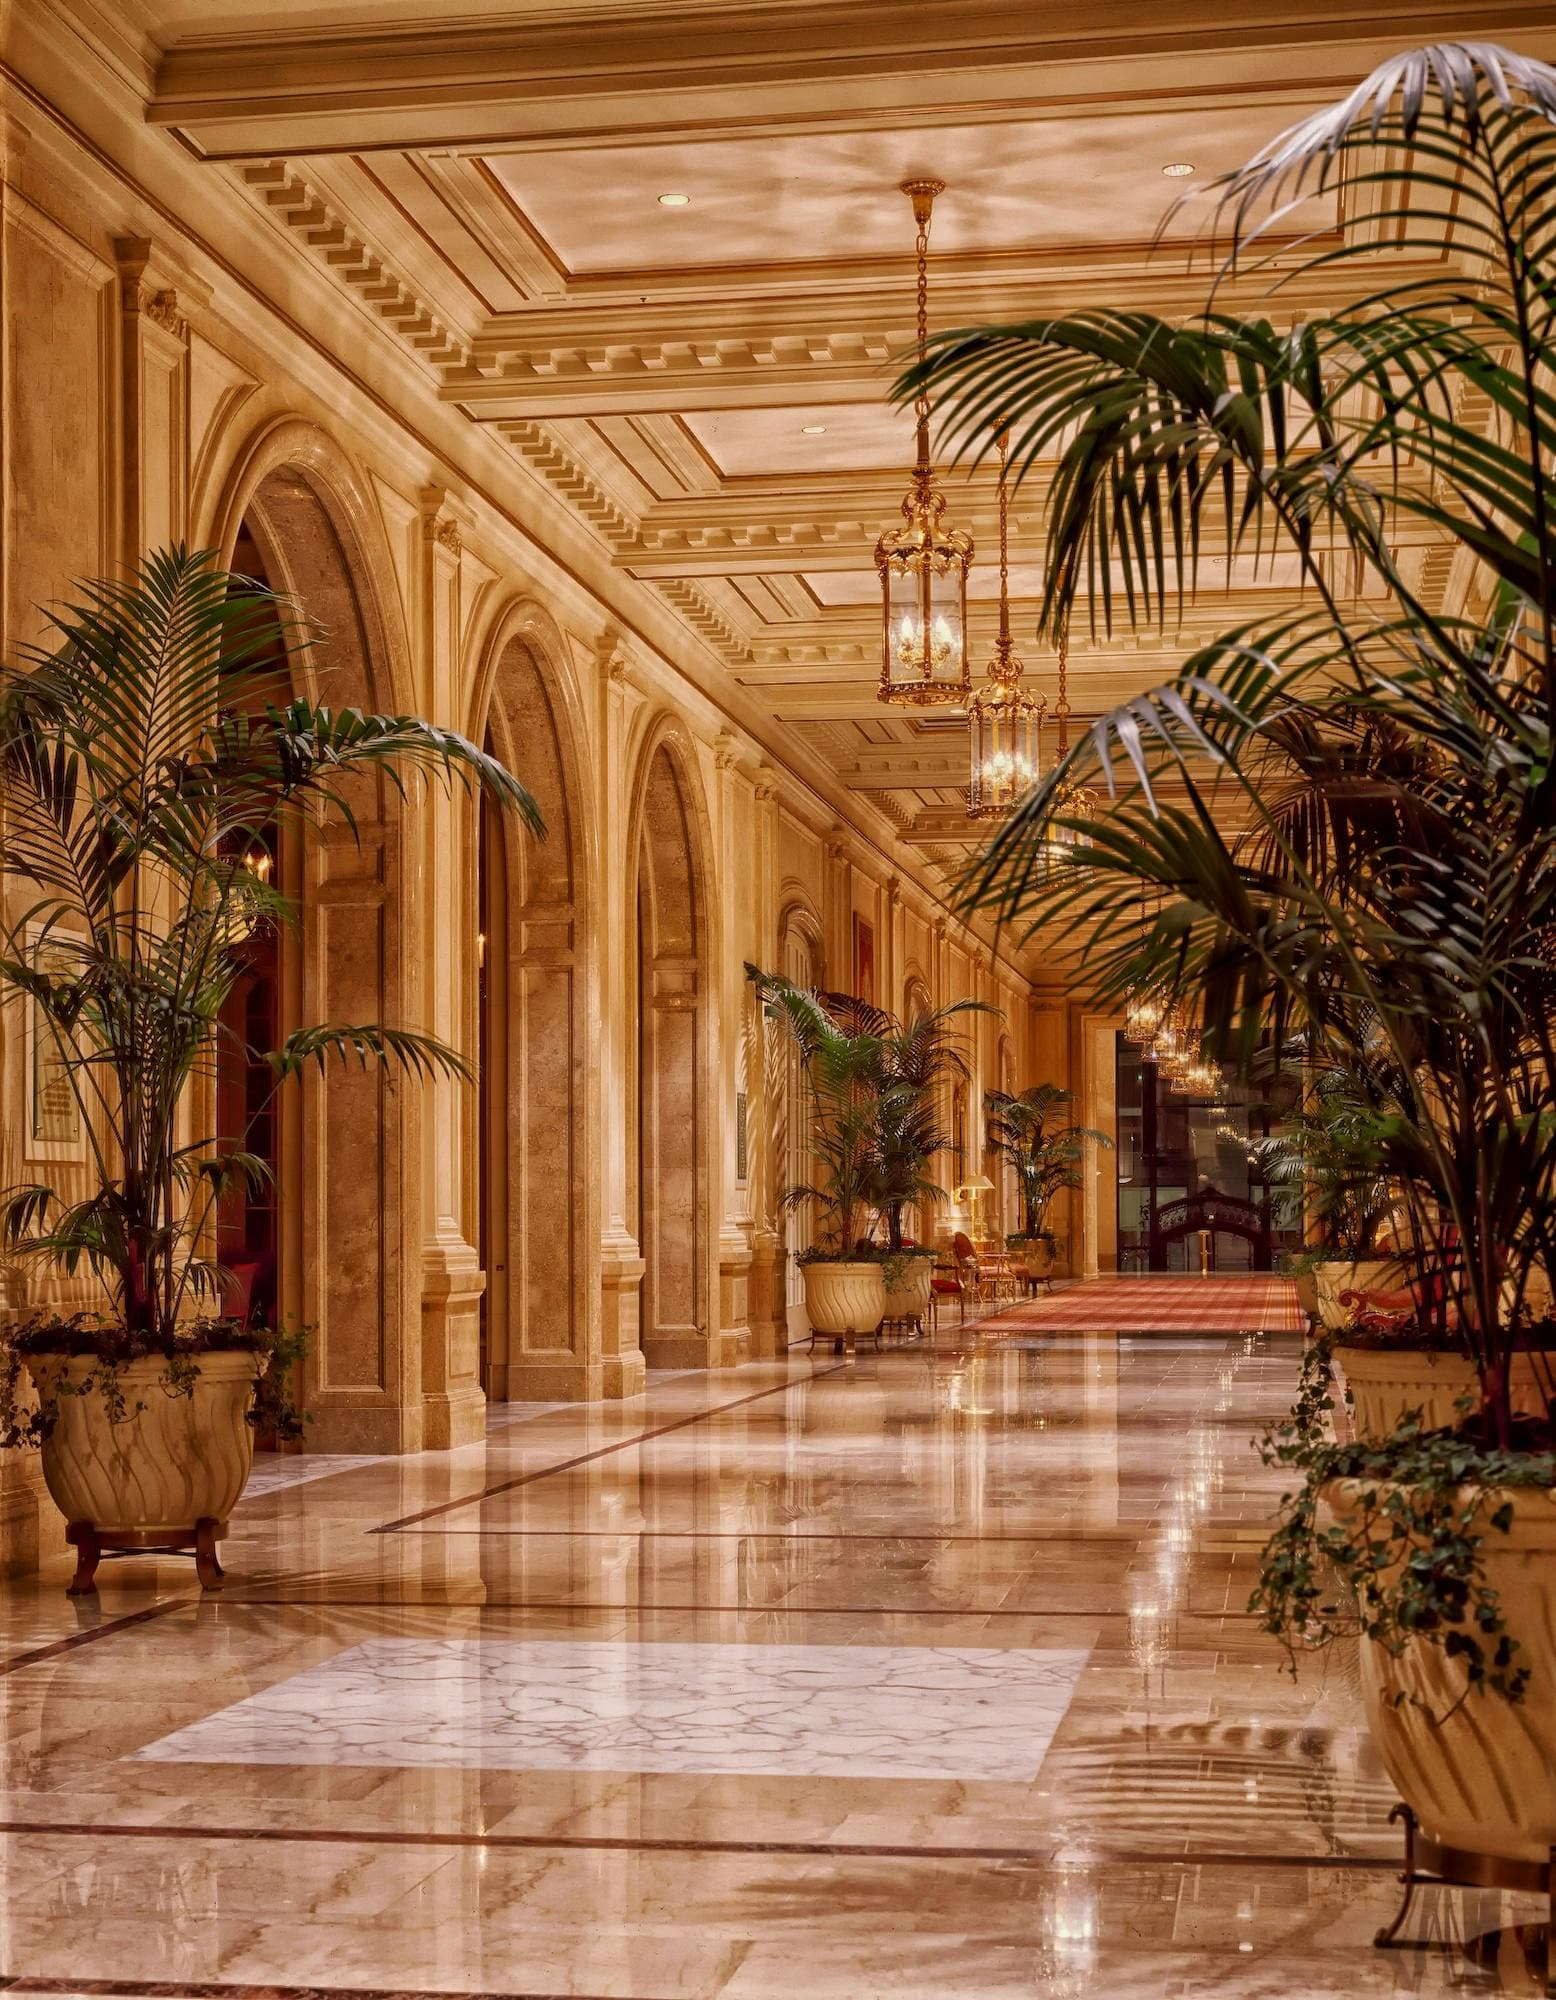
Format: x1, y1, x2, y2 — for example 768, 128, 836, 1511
149, 0, 1556, 159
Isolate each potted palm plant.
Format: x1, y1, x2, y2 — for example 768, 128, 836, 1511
984, 1083, 1108, 1283
747, 966, 892, 1348
908, 44, 1556, 1892
0, 546, 541, 1593
748, 966, 991, 1345
1252, 1051, 1408, 1331
831, 987, 992, 1327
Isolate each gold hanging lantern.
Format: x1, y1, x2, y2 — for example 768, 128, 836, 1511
1121, 892, 1166, 1046
1039, 635, 1098, 871
1122, 986, 1167, 1047
876, 179, 974, 707
968, 427, 1045, 818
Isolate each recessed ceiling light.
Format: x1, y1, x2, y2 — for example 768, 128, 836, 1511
1162, 162, 1196, 178
800, 424, 827, 435
657, 192, 691, 207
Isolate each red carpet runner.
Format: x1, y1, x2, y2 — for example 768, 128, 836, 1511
988, 1275, 1306, 1334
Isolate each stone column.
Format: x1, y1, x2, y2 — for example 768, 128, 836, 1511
596, 637, 646, 1397
746, 767, 784, 1359
714, 735, 753, 1368
414, 488, 484, 1449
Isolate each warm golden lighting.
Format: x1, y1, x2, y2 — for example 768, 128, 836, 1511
1122, 987, 1167, 1045
876, 179, 973, 706
241, 843, 272, 884
1038, 636, 1097, 872
968, 427, 1044, 820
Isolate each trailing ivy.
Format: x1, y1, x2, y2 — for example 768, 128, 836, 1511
0, 1314, 311, 1450
1250, 1349, 1553, 1716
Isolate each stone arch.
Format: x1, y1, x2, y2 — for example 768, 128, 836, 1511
208, 421, 421, 1452
468, 599, 603, 1399
903, 968, 933, 1022
626, 719, 717, 1369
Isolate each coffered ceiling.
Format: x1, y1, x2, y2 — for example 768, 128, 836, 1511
132, 0, 1556, 879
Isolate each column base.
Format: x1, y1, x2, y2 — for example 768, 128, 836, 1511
489, 1358, 606, 1403
600, 1232, 647, 1400
421, 1235, 486, 1451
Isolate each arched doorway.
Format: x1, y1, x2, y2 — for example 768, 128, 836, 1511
475, 624, 597, 1400
221, 455, 417, 1452
632, 741, 710, 1369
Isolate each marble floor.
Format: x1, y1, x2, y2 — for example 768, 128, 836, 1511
0, 1309, 1546, 1998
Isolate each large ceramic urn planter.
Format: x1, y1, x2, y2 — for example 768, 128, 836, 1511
1330, 1480, 1556, 1869
801, 1261, 885, 1352
1019, 1239, 1056, 1287
1335, 1345, 1549, 1440
1314, 1257, 1405, 1330
881, 1255, 933, 1332
26, 1348, 264, 1596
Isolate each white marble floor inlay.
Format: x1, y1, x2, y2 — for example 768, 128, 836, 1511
240, 1452, 385, 1498
132, 1638, 1089, 1782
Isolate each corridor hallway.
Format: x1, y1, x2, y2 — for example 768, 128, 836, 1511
0, 1319, 1511, 1998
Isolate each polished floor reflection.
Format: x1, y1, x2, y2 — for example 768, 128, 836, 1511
0, 1313, 1547, 1997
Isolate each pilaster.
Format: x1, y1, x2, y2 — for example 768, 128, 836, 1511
415, 486, 484, 1449
113, 236, 206, 561
596, 634, 647, 1396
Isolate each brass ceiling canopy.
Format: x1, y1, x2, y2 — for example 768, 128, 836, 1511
967, 426, 1044, 820
875, 177, 974, 708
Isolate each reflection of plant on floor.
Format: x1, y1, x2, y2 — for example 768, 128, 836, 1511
984, 1083, 1109, 1243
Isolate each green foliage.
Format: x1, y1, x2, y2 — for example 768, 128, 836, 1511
904, 44, 1556, 1436
0, 1313, 310, 1448
983, 1083, 1110, 1238
747, 965, 993, 1254
0, 545, 542, 1358
1251, 1046, 1407, 1259
1250, 1333, 1553, 1712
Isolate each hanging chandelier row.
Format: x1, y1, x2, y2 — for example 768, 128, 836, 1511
873, 178, 1093, 834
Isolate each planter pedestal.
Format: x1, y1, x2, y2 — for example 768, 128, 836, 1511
1376, 1803, 1553, 1991
65, 1517, 227, 1596
27, 1349, 261, 1596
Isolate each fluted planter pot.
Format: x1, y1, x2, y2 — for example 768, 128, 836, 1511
26, 1348, 264, 1595
1314, 1256, 1405, 1330
1019, 1240, 1055, 1285
1335, 1345, 1549, 1440
881, 1257, 933, 1328
1330, 1479, 1556, 1865
801, 1262, 885, 1346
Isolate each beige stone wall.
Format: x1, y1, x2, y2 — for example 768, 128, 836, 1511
0, 5, 1083, 1573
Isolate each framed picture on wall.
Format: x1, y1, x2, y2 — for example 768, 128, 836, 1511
852, 914, 876, 1006
23, 923, 86, 1163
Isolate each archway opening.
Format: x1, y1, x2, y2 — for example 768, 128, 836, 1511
230, 463, 409, 1451
633, 744, 707, 1369
478, 634, 588, 1399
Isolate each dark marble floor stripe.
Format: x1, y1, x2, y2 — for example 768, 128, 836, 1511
0, 1982, 634, 2000
0, 1820, 1395, 1869
384, 1528, 1153, 1543
0, 1601, 185, 1679
372, 1362, 850, 1534
221, 1596, 1262, 1618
